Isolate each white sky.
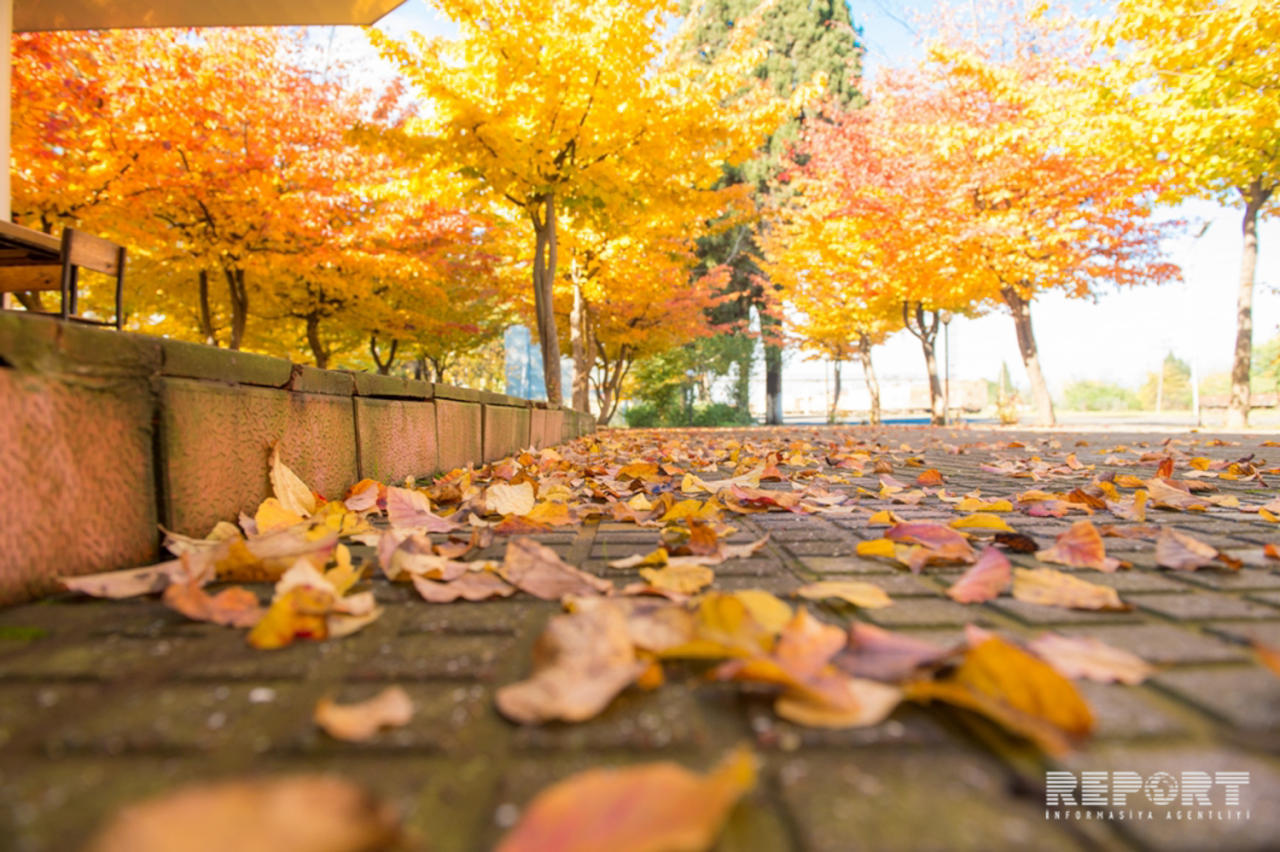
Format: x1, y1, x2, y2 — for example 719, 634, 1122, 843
352, 0, 1280, 400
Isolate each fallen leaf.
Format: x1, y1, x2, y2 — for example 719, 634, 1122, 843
385, 486, 461, 532
495, 600, 647, 723
946, 547, 1011, 604
639, 563, 715, 595
795, 580, 893, 609
1255, 641, 1280, 677
412, 570, 515, 603
61, 560, 194, 599
269, 444, 318, 517
1034, 520, 1121, 572
992, 532, 1039, 553
500, 538, 613, 600
314, 687, 414, 742
834, 623, 949, 682
1154, 527, 1234, 571
1012, 567, 1131, 611
496, 746, 756, 852
868, 509, 905, 525
949, 513, 1016, 533
163, 578, 263, 628
904, 635, 1093, 755
487, 481, 537, 516
915, 468, 945, 486
85, 774, 402, 852
1026, 634, 1154, 685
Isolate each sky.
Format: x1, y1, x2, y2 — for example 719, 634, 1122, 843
343, 0, 1279, 404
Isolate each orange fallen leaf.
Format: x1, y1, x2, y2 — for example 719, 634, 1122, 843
314, 686, 414, 742
1255, 641, 1280, 677
85, 774, 402, 852
1026, 633, 1154, 685
1034, 520, 1121, 572
946, 546, 1011, 604
495, 600, 648, 724
904, 635, 1093, 755
915, 468, 945, 486
867, 509, 905, 525
162, 578, 263, 628
500, 538, 613, 600
1012, 567, 1131, 611
1264, 543, 1280, 560
497, 746, 756, 852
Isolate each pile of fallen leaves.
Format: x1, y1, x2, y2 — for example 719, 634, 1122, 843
63, 429, 1280, 850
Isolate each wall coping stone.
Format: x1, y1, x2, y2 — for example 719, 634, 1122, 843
350, 371, 433, 400
159, 337, 292, 387
0, 313, 162, 376
289, 364, 356, 396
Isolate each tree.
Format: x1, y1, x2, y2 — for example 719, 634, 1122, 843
1099, 0, 1280, 427
374, 0, 784, 406
763, 194, 900, 424
1139, 353, 1193, 412
684, 0, 865, 424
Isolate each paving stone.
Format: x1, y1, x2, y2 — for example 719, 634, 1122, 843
1133, 593, 1280, 621
1076, 682, 1192, 740
1166, 568, 1280, 592
1151, 666, 1280, 731
798, 555, 897, 575
1245, 590, 1280, 608
1055, 623, 1249, 665
987, 598, 1146, 626
510, 682, 710, 752
1202, 620, 1280, 646
777, 750, 1088, 852
861, 597, 992, 628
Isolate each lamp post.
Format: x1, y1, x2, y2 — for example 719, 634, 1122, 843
939, 311, 953, 425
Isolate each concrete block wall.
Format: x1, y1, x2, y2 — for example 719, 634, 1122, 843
0, 314, 595, 605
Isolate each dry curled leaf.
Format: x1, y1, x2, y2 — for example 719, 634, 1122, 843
314, 687, 414, 742
411, 570, 515, 603
163, 578, 263, 628
86, 774, 403, 852
500, 538, 613, 600
496, 600, 647, 724
486, 481, 537, 516
1026, 633, 1154, 685
795, 580, 893, 609
1034, 520, 1121, 572
1154, 527, 1237, 571
946, 546, 1011, 604
904, 635, 1093, 755
497, 746, 756, 852
269, 444, 317, 518
834, 623, 949, 682
1012, 567, 1131, 611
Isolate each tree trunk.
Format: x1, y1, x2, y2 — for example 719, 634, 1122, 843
305, 313, 328, 370
530, 195, 564, 406
1000, 285, 1055, 426
902, 301, 944, 425
858, 332, 881, 426
570, 273, 591, 411
1227, 180, 1274, 429
370, 335, 398, 375
198, 270, 218, 346
223, 266, 248, 351
828, 360, 843, 424
761, 308, 783, 424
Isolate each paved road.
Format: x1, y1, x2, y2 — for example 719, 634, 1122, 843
2, 426, 1279, 850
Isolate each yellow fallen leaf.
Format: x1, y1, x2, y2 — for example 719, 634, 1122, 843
868, 509, 904, 526
253, 498, 306, 535
314, 686, 414, 742
795, 580, 892, 609
954, 497, 1014, 513
731, 589, 793, 634
497, 747, 756, 852
639, 563, 715, 595
856, 538, 897, 559
1012, 567, 1131, 611
269, 444, 317, 517
487, 481, 536, 516
948, 513, 1016, 532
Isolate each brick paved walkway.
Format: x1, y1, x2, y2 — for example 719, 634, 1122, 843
2, 426, 1280, 850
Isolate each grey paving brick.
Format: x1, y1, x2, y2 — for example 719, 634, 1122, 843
1151, 666, 1280, 731
1056, 623, 1250, 665
1133, 593, 1280, 621
987, 598, 1146, 626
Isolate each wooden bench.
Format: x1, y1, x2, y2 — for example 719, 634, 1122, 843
0, 221, 126, 330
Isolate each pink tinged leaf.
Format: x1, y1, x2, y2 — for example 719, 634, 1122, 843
947, 546, 1012, 603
